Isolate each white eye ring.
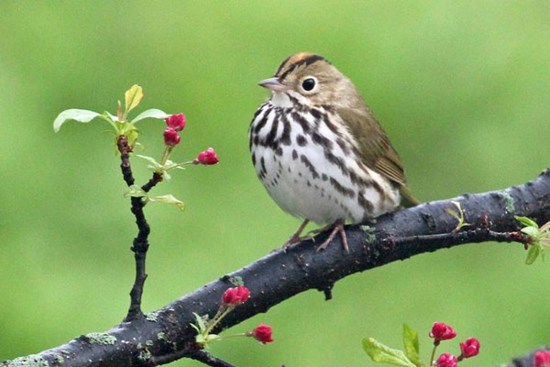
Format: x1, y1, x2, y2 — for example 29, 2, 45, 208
299, 76, 318, 94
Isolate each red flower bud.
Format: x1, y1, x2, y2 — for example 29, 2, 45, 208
222, 285, 250, 305
165, 113, 186, 131
535, 351, 550, 367
436, 353, 458, 367
251, 324, 273, 344
459, 337, 480, 358
195, 147, 219, 165
163, 127, 180, 146
429, 322, 457, 341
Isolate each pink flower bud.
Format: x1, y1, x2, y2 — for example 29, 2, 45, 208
251, 324, 273, 344
195, 147, 219, 165
436, 353, 458, 367
222, 285, 250, 305
459, 337, 480, 358
429, 322, 457, 341
165, 113, 186, 131
163, 127, 180, 146
535, 351, 550, 367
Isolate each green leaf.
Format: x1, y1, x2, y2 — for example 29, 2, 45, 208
124, 84, 143, 113
363, 338, 415, 367
105, 111, 120, 122
132, 108, 170, 123
227, 276, 244, 286
446, 200, 470, 231
135, 154, 162, 170
149, 194, 185, 210
402, 324, 420, 367
124, 185, 147, 198
53, 109, 101, 132
195, 333, 206, 345
515, 216, 539, 229
192, 312, 206, 333
525, 244, 541, 265
520, 226, 540, 238
205, 334, 221, 343
190, 322, 201, 333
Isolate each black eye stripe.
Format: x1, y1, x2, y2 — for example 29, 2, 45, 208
274, 56, 292, 77
277, 55, 326, 81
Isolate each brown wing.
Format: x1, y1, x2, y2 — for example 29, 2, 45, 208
337, 107, 420, 206
337, 107, 406, 185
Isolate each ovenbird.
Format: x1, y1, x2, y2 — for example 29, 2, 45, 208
249, 52, 418, 251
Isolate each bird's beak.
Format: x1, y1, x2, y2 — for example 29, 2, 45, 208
259, 77, 287, 91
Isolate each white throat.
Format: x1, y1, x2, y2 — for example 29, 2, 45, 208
270, 91, 293, 108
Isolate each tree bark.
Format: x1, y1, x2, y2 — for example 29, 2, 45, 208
3, 169, 550, 367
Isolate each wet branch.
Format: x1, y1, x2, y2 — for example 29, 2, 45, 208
187, 351, 238, 367
117, 135, 163, 322
3, 168, 550, 367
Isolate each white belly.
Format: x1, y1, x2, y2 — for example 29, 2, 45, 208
250, 103, 400, 225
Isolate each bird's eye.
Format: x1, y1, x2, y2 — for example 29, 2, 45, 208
301, 77, 317, 92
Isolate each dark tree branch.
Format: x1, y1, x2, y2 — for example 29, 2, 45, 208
148, 349, 237, 367
505, 347, 550, 367
393, 229, 530, 250
117, 136, 163, 322
3, 169, 550, 367
118, 135, 135, 187
187, 351, 238, 367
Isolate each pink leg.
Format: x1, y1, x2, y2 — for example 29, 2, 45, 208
283, 219, 310, 249
316, 222, 349, 252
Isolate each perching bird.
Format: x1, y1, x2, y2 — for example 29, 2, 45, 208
249, 52, 418, 251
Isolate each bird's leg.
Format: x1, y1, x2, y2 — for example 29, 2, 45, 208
283, 219, 310, 249
316, 220, 349, 252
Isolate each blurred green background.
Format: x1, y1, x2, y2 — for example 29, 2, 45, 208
1, 1, 550, 366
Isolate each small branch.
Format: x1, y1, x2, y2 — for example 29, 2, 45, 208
125, 193, 150, 322
117, 135, 135, 187
117, 136, 162, 322
148, 347, 189, 366
142, 172, 164, 193
187, 351, 238, 367
393, 229, 530, 249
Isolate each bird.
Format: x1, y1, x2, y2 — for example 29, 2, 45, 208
248, 52, 418, 252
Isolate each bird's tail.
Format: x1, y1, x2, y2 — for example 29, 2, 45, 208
400, 186, 421, 208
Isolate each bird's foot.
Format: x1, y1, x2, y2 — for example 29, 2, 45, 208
316, 221, 349, 252
282, 219, 311, 250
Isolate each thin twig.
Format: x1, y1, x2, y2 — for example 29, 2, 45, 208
148, 348, 188, 366
391, 228, 530, 248
125, 193, 150, 322
117, 135, 161, 322
187, 350, 238, 367
148, 348, 238, 367
142, 172, 164, 193
118, 135, 135, 187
